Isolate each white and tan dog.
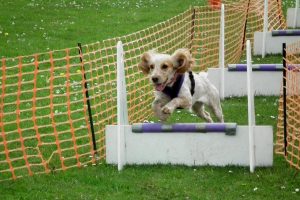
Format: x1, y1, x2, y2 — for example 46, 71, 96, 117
139, 48, 223, 123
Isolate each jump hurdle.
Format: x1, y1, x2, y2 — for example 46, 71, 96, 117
207, 63, 283, 96
105, 40, 273, 172
215, 4, 281, 97
254, 30, 300, 55
106, 123, 273, 167
254, 0, 300, 55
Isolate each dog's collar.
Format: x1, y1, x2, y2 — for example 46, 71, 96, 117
162, 73, 185, 99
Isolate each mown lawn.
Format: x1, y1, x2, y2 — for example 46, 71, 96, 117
1, 159, 299, 200
0, 0, 208, 58
1, 96, 300, 200
0, 0, 300, 200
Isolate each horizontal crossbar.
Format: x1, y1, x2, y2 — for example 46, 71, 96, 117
272, 29, 300, 36
228, 64, 283, 71
132, 123, 237, 135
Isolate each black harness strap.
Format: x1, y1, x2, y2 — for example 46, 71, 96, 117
189, 71, 195, 96
162, 74, 185, 99
162, 71, 195, 99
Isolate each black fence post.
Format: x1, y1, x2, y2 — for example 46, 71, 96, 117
241, 0, 251, 51
190, 7, 196, 50
282, 43, 287, 156
77, 43, 97, 156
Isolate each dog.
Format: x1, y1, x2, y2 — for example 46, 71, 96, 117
139, 48, 224, 123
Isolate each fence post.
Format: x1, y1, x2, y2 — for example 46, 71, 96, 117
117, 41, 128, 171
219, 3, 225, 100
241, 0, 251, 51
262, 0, 268, 58
282, 43, 287, 156
77, 43, 97, 156
190, 6, 196, 51
246, 40, 255, 173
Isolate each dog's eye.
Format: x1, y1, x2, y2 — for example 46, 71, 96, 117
161, 64, 168, 70
149, 64, 154, 70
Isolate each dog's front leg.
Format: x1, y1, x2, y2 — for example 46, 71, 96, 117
152, 99, 170, 122
162, 97, 191, 114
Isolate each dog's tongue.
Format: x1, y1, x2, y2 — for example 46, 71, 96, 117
155, 84, 165, 91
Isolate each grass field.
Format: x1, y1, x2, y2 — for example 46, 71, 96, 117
2, 96, 300, 200
0, 0, 208, 58
1, 0, 300, 199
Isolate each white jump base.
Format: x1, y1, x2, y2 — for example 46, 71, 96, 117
207, 68, 282, 96
254, 31, 300, 55
106, 125, 273, 167
287, 8, 300, 28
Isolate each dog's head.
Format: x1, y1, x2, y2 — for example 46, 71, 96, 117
139, 48, 193, 91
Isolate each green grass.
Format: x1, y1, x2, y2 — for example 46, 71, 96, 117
0, 0, 207, 58
0, 0, 295, 58
2, 96, 300, 200
1, 0, 300, 199
1, 162, 299, 200
162, 96, 279, 128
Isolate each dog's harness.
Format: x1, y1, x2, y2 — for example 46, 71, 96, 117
188, 71, 195, 96
162, 71, 195, 99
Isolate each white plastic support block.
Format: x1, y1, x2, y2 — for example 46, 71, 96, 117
116, 41, 129, 171
254, 31, 300, 55
246, 40, 255, 173
207, 68, 282, 97
106, 125, 273, 167
219, 3, 225, 100
287, 8, 300, 28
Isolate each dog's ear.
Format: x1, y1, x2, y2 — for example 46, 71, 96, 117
171, 49, 194, 73
139, 52, 151, 74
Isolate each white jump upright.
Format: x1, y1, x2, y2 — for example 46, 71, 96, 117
293, 0, 299, 28
219, 3, 225, 100
287, 0, 300, 28
262, 0, 268, 58
106, 41, 273, 170
116, 41, 128, 171
246, 40, 256, 173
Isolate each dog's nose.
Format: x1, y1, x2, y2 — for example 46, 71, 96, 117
152, 77, 159, 83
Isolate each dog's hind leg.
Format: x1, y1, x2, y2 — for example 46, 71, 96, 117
208, 96, 224, 122
192, 101, 213, 123
210, 102, 224, 123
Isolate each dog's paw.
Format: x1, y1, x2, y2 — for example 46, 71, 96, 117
159, 114, 169, 122
161, 106, 173, 114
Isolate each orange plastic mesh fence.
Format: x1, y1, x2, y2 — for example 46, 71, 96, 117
192, 2, 247, 71
224, 0, 286, 46
0, 1, 286, 181
0, 49, 96, 181
276, 42, 300, 170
